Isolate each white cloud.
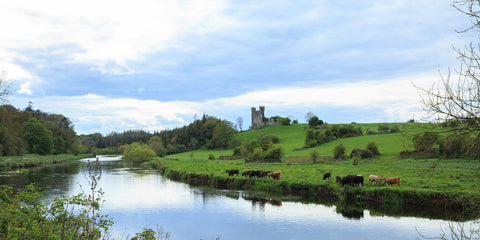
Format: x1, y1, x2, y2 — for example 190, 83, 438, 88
17, 76, 431, 134
0, 0, 230, 76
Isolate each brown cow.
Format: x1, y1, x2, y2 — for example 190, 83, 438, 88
242, 170, 252, 177
225, 169, 239, 176
385, 177, 400, 186
267, 170, 282, 180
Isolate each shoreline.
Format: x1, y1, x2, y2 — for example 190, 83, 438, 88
0, 154, 94, 171
153, 164, 480, 221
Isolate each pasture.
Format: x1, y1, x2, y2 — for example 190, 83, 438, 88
151, 123, 480, 209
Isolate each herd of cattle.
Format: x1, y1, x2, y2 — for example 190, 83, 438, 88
225, 169, 282, 180
324, 172, 401, 187
225, 169, 400, 187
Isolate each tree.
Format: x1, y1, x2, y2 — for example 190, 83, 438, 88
0, 71, 11, 104
23, 118, 54, 155
236, 116, 243, 132
305, 111, 315, 123
211, 120, 236, 149
416, 0, 480, 148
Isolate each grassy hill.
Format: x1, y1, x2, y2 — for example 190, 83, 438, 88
152, 122, 480, 217
172, 122, 422, 160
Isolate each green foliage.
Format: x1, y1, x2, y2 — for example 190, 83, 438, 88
308, 116, 324, 128
211, 120, 236, 149
366, 142, 380, 156
208, 152, 216, 160
239, 136, 284, 163
120, 142, 156, 163
279, 117, 291, 126
349, 149, 374, 159
333, 144, 346, 159
413, 132, 441, 153
331, 124, 362, 138
0, 160, 113, 239
23, 118, 54, 155
310, 148, 319, 163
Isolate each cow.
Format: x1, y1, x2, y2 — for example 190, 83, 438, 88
259, 171, 271, 177
267, 170, 282, 180
353, 175, 364, 187
242, 170, 252, 177
225, 169, 239, 176
323, 172, 331, 180
341, 175, 355, 186
369, 175, 385, 185
249, 170, 263, 178
385, 177, 401, 186
336, 176, 342, 183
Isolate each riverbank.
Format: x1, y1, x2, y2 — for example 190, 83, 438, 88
0, 153, 94, 171
149, 156, 480, 220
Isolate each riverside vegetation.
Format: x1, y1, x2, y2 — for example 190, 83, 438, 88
148, 122, 480, 218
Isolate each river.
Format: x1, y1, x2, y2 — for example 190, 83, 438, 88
0, 155, 475, 240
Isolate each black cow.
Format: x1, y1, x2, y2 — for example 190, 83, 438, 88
336, 176, 342, 183
323, 172, 331, 180
353, 175, 364, 187
341, 175, 356, 186
249, 170, 262, 178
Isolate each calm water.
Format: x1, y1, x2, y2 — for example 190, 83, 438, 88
0, 156, 474, 240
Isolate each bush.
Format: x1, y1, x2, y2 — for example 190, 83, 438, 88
413, 132, 441, 153
333, 144, 346, 160
308, 116, 324, 128
119, 142, 156, 162
366, 142, 380, 156
311, 148, 319, 163
208, 152, 215, 160
349, 149, 374, 159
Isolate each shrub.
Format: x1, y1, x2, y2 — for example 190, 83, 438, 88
208, 152, 215, 160
413, 132, 441, 153
233, 146, 242, 156
366, 142, 380, 156
390, 125, 399, 133
349, 149, 374, 159
279, 117, 291, 126
308, 116, 324, 128
333, 144, 346, 160
120, 142, 156, 162
311, 148, 319, 163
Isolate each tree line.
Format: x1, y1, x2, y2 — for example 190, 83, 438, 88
0, 104, 80, 156
80, 114, 236, 155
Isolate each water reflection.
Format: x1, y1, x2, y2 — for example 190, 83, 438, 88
0, 156, 478, 239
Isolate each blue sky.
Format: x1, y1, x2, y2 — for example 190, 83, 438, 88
0, 0, 476, 134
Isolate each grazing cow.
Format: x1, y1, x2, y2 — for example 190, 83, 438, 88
341, 175, 356, 186
249, 170, 263, 178
242, 170, 252, 177
267, 170, 282, 180
336, 176, 342, 183
353, 175, 364, 187
323, 172, 331, 180
259, 171, 271, 177
385, 177, 401, 186
369, 175, 385, 185
225, 169, 239, 176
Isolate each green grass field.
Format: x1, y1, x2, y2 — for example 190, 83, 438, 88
153, 123, 480, 207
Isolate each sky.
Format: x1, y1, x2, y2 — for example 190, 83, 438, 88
0, 0, 477, 135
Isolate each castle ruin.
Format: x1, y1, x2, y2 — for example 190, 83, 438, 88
251, 106, 278, 129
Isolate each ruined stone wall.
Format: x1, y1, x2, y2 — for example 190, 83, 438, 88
251, 106, 265, 129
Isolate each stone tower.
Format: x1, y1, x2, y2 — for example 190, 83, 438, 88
251, 106, 265, 129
